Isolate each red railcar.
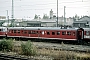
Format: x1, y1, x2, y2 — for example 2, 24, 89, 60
7, 27, 84, 41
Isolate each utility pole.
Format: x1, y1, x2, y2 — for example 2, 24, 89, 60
6, 10, 8, 20
57, 0, 58, 27
64, 6, 66, 26
11, 0, 14, 27
6, 10, 9, 26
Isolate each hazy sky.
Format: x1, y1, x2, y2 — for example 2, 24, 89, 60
0, 0, 90, 19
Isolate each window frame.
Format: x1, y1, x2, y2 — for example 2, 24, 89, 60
14, 30, 16, 33
17, 30, 20, 33
73, 32, 75, 36
52, 32, 55, 35
67, 32, 71, 35
47, 31, 50, 35
57, 31, 60, 35
86, 31, 89, 35
62, 31, 66, 35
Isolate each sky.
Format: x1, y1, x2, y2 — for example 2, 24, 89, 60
0, 0, 90, 19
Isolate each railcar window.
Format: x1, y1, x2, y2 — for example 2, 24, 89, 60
73, 32, 75, 36
29, 31, 37, 34
9, 30, 10, 32
67, 32, 71, 35
24, 31, 27, 34
32, 31, 36, 34
31, 31, 32, 33
9, 30, 11, 33
52, 32, 55, 35
11, 30, 13, 33
86, 31, 89, 35
28, 31, 31, 34
47, 32, 50, 35
57, 31, 60, 35
42, 31, 44, 35
40, 31, 41, 33
0, 29, 1, 31
14, 30, 16, 33
21, 30, 23, 33
62, 32, 66, 35
9, 30, 12, 33
17, 30, 20, 33
89, 31, 90, 35
37, 31, 38, 33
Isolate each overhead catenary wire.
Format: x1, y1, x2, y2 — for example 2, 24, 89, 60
0, 5, 89, 11
0, 0, 90, 17
1, 0, 89, 3
0, 0, 90, 8
0, 0, 90, 6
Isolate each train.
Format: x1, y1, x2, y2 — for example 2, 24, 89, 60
0, 27, 90, 43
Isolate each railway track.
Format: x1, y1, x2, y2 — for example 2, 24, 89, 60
33, 42, 90, 53
0, 53, 33, 60
0, 53, 53, 60
0, 39, 90, 60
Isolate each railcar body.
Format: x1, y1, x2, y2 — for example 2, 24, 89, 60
7, 27, 84, 41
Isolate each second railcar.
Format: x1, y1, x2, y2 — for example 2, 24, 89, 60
83, 28, 90, 41
0, 27, 7, 37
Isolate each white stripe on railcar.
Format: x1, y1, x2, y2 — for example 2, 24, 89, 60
84, 35, 90, 38
7, 35, 77, 40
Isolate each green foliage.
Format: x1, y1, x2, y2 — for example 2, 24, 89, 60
0, 38, 13, 52
8, 24, 12, 27
21, 41, 36, 56
43, 14, 49, 19
34, 14, 38, 19
0, 21, 5, 26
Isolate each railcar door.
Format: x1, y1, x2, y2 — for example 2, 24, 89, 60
77, 28, 84, 40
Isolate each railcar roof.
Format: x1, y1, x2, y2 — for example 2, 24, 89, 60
83, 28, 90, 31
7, 27, 79, 31
72, 27, 90, 31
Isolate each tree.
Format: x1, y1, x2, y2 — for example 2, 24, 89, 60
0, 21, 5, 26
73, 14, 80, 21
81, 16, 83, 18
34, 14, 38, 19
43, 14, 49, 19
53, 15, 56, 18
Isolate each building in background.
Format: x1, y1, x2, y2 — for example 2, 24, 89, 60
73, 16, 90, 28
19, 19, 56, 27
0, 16, 6, 19
0, 9, 74, 27
19, 20, 41, 27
